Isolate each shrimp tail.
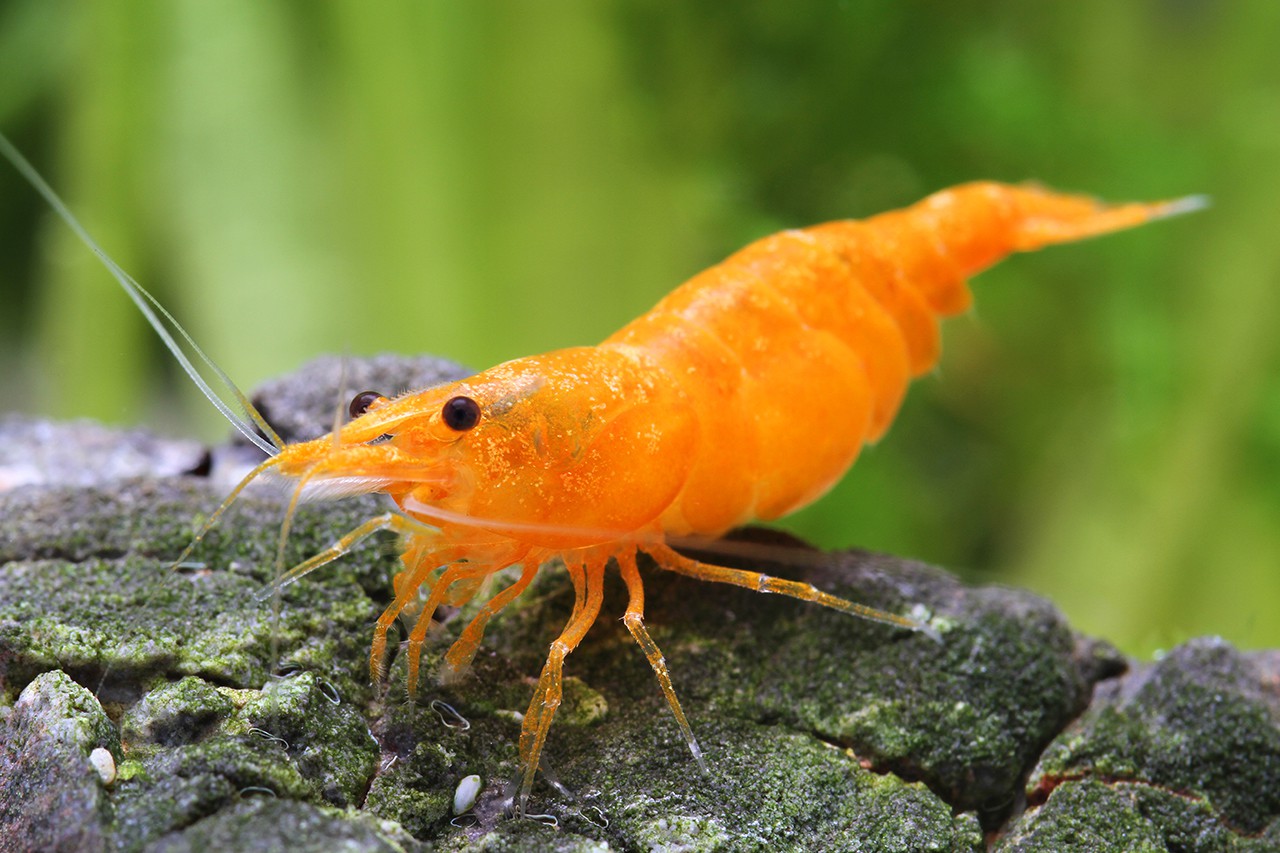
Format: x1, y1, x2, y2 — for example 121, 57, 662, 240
832, 182, 1200, 320
805, 182, 1200, 380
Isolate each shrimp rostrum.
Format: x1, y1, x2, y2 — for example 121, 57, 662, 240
0, 134, 1197, 816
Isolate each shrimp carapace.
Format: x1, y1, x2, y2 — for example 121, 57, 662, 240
0, 134, 1198, 817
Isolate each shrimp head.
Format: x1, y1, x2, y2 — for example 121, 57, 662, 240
272, 345, 698, 548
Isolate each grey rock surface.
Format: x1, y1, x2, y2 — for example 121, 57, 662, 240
0, 671, 118, 853
0, 416, 206, 492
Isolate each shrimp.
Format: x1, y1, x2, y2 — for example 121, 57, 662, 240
0, 134, 1199, 814
192, 183, 1202, 814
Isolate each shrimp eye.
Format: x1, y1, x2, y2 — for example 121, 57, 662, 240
349, 390, 383, 419
441, 396, 481, 431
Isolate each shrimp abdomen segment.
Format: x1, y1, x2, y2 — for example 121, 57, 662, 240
606, 277, 876, 531
611, 182, 1188, 532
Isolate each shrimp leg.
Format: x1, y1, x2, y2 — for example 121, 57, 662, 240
250, 510, 441, 682
515, 556, 606, 815
443, 551, 536, 678
616, 549, 706, 771
645, 542, 939, 640
264, 512, 430, 594
371, 556, 446, 684
403, 561, 502, 695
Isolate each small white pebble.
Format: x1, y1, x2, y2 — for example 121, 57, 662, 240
453, 774, 482, 815
89, 747, 116, 785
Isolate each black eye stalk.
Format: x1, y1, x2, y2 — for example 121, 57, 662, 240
349, 390, 383, 420
442, 396, 481, 431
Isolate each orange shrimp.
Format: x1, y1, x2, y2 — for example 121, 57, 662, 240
0, 134, 1198, 814
253, 182, 1197, 812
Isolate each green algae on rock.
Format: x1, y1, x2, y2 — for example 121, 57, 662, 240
110, 672, 380, 851
144, 798, 417, 853
1004, 638, 1280, 849
996, 778, 1280, 853
2, 354, 1276, 851
0, 477, 393, 706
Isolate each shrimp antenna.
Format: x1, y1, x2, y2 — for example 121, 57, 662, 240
0, 132, 283, 456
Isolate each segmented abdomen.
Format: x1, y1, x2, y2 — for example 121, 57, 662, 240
604, 182, 1175, 536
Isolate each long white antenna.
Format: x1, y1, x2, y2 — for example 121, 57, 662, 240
0, 132, 282, 455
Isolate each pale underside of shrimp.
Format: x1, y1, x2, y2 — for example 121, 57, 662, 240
0, 132, 1201, 816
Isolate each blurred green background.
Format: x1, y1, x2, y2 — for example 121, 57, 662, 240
2, 1, 1277, 658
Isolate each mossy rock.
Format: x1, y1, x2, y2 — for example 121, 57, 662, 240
1001, 638, 1280, 850
1, 355, 1275, 852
